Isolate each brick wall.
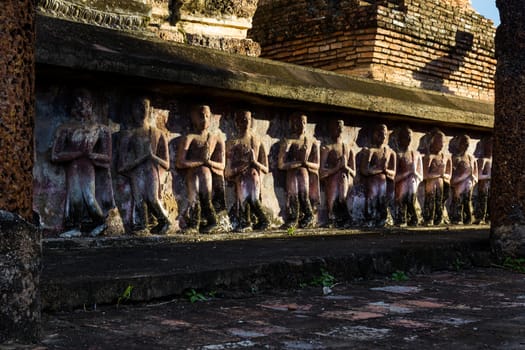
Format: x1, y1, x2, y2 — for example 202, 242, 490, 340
250, 0, 495, 101
446, 0, 472, 8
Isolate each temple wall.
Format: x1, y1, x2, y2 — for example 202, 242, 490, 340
250, 0, 495, 101
34, 82, 490, 236
33, 14, 493, 237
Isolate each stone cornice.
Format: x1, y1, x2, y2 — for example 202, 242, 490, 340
37, 0, 150, 30
36, 15, 493, 129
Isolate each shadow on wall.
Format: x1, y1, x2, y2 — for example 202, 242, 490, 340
359, 0, 407, 11
413, 30, 474, 94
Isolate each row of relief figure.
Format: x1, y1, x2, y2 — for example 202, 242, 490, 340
49, 90, 492, 237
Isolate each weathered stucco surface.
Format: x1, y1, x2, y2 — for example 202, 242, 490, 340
38, 0, 152, 30
174, 0, 258, 19
37, 0, 262, 56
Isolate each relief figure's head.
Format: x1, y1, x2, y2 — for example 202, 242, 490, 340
191, 105, 211, 133
289, 112, 307, 137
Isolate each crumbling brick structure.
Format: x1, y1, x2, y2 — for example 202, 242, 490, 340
250, 0, 495, 101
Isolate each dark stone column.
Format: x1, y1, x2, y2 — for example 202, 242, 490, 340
491, 1, 525, 257
0, 0, 40, 343
0, 211, 41, 343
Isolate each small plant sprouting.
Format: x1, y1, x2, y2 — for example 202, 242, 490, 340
250, 285, 259, 295
116, 285, 133, 307
287, 226, 296, 236
391, 270, 409, 282
453, 258, 466, 271
186, 289, 208, 303
310, 269, 336, 288
503, 257, 525, 273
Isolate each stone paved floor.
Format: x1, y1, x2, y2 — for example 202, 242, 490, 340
20, 267, 525, 349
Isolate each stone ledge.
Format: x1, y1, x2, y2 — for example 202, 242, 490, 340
41, 227, 491, 311
42, 224, 489, 250
36, 15, 494, 129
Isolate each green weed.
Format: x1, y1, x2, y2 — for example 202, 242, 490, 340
453, 258, 466, 271
503, 257, 525, 273
116, 285, 133, 307
287, 226, 296, 236
186, 289, 208, 303
310, 269, 336, 287
391, 270, 409, 282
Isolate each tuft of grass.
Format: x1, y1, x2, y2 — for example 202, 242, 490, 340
391, 270, 409, 282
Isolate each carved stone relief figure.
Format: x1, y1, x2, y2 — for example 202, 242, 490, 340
320, 119, 355, 228
359, 124, 396, 227
51, 89, 112, 237
475, 136, 492, 224
277, 112, 320, 229
117, 97, 172, 235
449, 134, 478, 225
225, 111, 270, 232
176, 105, 226, 233
392, 126, 423, 226
422, 129, 452, 226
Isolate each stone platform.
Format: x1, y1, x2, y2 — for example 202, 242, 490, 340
36, 266, 525, 349
42, 226, 491, 311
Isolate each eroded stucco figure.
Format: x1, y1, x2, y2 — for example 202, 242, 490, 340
277, 112, 320, 229
176, 105, 225, 233
225, 111, 270, 232
475, 136, 492, 224
117, 97, 172, 235
449, 134, 478, 225
422, 129, 452, 226
393, 126, 423, 226
320, 119, 355, 228
359, 124, 396, 227
51, 89, 112, 237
